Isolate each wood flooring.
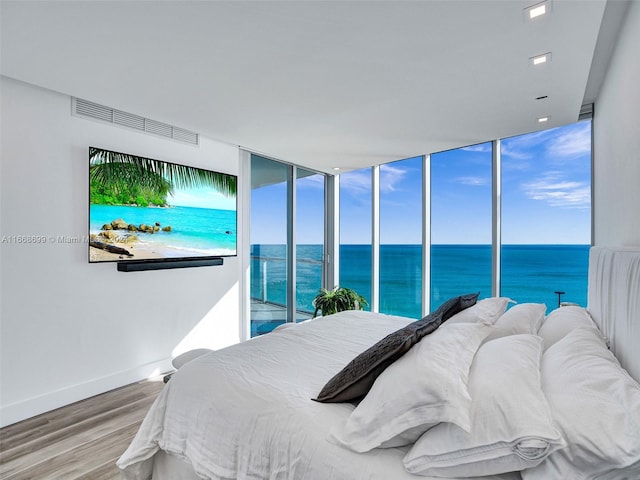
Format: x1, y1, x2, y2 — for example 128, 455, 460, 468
0, 377, 166, 480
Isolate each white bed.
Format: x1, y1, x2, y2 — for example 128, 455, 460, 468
118, 246, 640, 480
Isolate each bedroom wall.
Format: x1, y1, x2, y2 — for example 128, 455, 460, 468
0, 77, 243, 427
593, 1, 640, 247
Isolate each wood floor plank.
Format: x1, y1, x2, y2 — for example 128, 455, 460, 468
76, 455, 124, 480
3, 422, 141, 480
0, 376, 166, 480
0, 395, 157, 477
0, 380, 163, 451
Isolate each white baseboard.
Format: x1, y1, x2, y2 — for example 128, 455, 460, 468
0, 357, 172, 428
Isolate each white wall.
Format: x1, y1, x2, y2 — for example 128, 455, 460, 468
593, 2, 640, 247
0, 77, 243, 427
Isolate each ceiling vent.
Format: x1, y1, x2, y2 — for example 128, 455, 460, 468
72, 98, 199, 145
579, 103, 594, 121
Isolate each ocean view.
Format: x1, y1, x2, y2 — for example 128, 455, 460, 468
251, 244, 590, 319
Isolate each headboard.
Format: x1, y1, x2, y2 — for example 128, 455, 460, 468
587, 246, 640, 382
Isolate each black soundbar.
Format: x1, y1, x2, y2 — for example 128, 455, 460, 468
117, 257, 223, 272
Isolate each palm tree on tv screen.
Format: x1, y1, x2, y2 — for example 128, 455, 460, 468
89, 147, 236, 206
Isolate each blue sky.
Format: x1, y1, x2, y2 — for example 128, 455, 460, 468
171, 186, 237, 211
253, 120, 592, 245
500, 120, 591, 244
251, 182, 288, 244
251, 172, 326, 244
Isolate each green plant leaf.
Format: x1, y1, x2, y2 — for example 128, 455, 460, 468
89, 147, 237, 200
312, 286, 368, 318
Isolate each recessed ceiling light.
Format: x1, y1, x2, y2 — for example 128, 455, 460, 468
538, 116, 550, 123
524, 1, 551, 21
333, 167, 341, 171
529, 4, 546, 18
530, 52, 552, 66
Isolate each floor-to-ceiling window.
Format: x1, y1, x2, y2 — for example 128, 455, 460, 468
250, 155, 289, 336
296, 168, 325, 321
431, 143, 493, 309
339, 168, 373, 309
248, 119, 591, 331
500, 120, 592, 310
379, 157, 423, 318
249, 155, 327, 336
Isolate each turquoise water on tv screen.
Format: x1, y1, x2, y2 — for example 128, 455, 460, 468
251, 244, 590, 319
90, 204, 237, 256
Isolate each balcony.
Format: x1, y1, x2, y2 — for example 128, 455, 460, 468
250, 300, 313, 336
250, 252, 319, 336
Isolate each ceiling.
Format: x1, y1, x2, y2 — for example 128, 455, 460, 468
0, 1, 627, 173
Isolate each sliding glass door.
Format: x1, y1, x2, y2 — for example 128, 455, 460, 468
249, 155, 327, 335
295, 168, 325, 321
250, 155, 289, 336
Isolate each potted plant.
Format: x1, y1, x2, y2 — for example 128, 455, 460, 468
312, 286, 369, 318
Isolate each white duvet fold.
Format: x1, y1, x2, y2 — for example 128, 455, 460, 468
117, 311, 523, 480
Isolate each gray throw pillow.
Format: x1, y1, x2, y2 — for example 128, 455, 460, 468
314, 292, 479, 403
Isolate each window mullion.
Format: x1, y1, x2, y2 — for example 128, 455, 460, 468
422, 154, 431, 316
324, 174, 339, 289
492, 139, 501, 297
287, 166, 296, 323
371, 166, 380, 313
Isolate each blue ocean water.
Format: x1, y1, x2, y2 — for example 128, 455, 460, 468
90, 204, 237, 256
251, 244, 590, 319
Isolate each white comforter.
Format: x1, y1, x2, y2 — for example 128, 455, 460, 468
117, 311, 520, 480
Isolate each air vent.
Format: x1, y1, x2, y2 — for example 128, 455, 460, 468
172, 127, 199, 145
72, 98, 199, 145
144, 118, 173, 137
579, 103, 594, 121
76, 100, 113, 122
113, 110, 145, 130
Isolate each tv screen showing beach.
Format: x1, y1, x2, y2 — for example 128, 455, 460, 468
89, 147, 237, 263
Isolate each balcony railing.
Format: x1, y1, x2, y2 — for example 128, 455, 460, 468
251, 255, 324, 306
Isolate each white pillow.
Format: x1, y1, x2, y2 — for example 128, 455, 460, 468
446, 297, 512, 325
484, 303, 546, 342
522, 327, 640, 480
537, 305, 603, 349
403, 335, 565, 477
330, 322, 491, 453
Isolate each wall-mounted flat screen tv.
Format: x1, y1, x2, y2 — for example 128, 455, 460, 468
89, 146, 237, 264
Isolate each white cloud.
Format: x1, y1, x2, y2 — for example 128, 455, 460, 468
461, 143, 491, 153
457, 175, 489, 186
523, 173, 590, 208
501, 129, 550, 160
547, 121, 591, 158
501, 121, 591, 164
379, 164, 408, 193
500, 143, 533, 161
339, 169, 372, 196
340, 164, 410, 198
296, 174, 325, 189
